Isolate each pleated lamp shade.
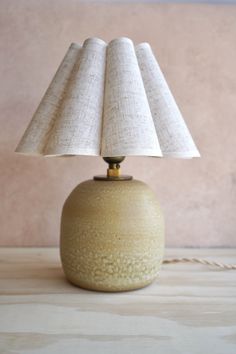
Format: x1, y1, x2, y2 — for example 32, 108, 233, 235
16, 37, 200, 158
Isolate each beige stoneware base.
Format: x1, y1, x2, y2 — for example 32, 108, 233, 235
60, 179, 164, 292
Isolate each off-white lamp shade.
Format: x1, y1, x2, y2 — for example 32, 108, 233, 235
16, 37, 200, 158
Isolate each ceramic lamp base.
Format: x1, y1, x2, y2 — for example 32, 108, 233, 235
60, 179, 164, 292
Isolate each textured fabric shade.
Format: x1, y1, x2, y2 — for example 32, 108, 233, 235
16, 37, 200, 158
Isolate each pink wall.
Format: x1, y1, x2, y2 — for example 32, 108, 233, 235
1, 0, 236, 247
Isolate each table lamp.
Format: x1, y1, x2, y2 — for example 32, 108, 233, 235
16, 37, 200, 292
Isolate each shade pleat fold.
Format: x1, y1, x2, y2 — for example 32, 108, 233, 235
136, 43, 200, 158
101, 37, 162, 157
15, 43, 82, 155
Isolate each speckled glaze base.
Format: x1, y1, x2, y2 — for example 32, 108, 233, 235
60, 179, 164, 292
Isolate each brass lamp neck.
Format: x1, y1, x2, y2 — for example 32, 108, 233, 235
103, 156, 125, 178
93, 156, 133, 181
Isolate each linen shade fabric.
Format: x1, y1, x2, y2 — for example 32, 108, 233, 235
16, 37, 200, 158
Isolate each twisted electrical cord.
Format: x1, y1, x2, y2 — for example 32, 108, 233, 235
163, 257, 236, 270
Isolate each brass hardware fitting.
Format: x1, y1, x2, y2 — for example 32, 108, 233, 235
93, 156, 133, 181
103, 156, 125, 178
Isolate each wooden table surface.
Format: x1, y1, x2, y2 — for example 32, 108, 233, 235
0, 248, 235, 354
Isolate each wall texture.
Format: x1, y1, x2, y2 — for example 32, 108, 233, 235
1, 0, 236, 247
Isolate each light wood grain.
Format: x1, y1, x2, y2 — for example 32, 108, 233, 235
0, 248, 236, 354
